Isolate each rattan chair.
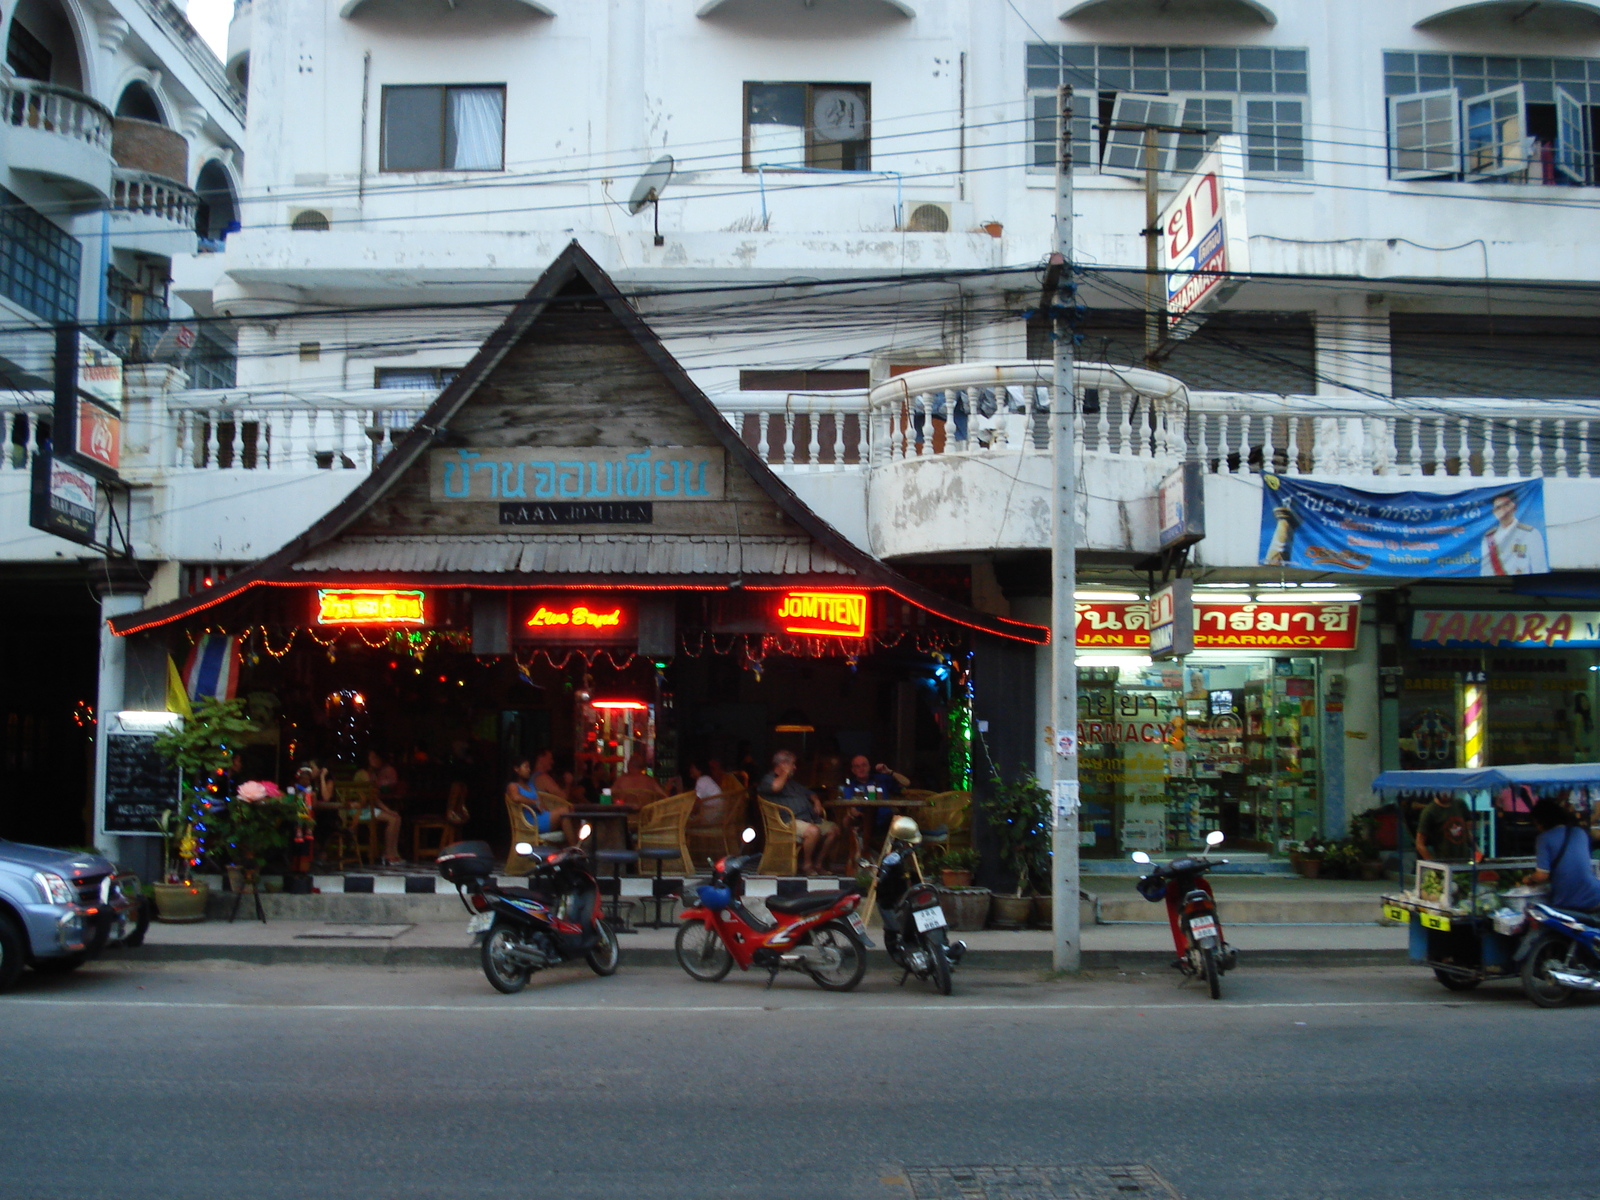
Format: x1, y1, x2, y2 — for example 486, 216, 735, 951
687, 786, 747, 867
503, 792, 569, 875
918, 789, 972, 854
756, 797, 799, 876
338, 782, 381, 867
636, 791, 695, 875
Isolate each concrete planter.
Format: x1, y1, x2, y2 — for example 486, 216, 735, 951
152, 881, 209, 923
935, 886, 991, 931
990, 894, 1033, 927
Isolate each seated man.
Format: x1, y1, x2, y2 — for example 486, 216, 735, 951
839, 754, 909, 841
758, 750, 838, 875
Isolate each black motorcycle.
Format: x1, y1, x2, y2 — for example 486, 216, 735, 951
876, 817, 966, 995
438, 838, 619, 993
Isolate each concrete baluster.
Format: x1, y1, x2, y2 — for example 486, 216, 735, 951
1506, 418, 1521, 476
781, 411, 796, 465
806, 400, 821, 466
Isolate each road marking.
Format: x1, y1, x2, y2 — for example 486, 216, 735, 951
3, 998, 1452, 1014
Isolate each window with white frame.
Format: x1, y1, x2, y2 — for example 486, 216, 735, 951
1027, 44, 1308, 179
381, 85, 505, 172
1384, 52, 1599, 184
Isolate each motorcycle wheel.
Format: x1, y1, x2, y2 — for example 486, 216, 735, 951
805, 920, 867, 992
674, 921, 732, 983
927, 938, 953, 996
481, 924, 532, 994
586, 920, 620, 976
1521, 936, 1579, 1008
1432, 968, 1481, 992
1200, 946, 1221, 1000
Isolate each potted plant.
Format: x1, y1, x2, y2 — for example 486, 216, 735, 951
938, 847, 978, 889
1287, 837, 1326, 878
151, 805, 208, 922
984, 770, 1050, 927
215, 780, 303, 892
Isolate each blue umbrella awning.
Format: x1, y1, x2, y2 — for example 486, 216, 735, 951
1372, 763, 1600, 792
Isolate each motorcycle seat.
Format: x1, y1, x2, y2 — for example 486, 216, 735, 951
765, 887, 859, 916
495, 886, 552, 903
1556, 907, 1600, 927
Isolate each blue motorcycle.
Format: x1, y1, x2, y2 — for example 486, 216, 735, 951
1519, 902, 1600, 1008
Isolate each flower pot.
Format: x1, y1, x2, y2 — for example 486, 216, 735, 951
1031, 895, 1053, 927
940, 869, 973, 889
225, 866, 260, 894
152, 881, 209, 923
1298, 857, 1322, 879
1360, 860, 1386, 882
935, 886, 991, 931
990, 894, 1033, 928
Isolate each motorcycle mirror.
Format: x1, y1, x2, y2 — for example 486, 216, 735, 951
857, 858, 873, 869
1130, 851, 1152, 865
578, 822, 592, 841
514, 841, 534, 856
1206, 830, 1225, 847
741, 827, 757, 844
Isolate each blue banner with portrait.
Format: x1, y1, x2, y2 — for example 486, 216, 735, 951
1259, 476, 1548, 577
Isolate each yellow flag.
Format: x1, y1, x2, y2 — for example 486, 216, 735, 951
166, 656, 193, 721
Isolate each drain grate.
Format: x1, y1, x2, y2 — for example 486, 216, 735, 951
896, 1164, 1180, 1200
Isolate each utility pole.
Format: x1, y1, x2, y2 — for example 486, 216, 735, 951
1049, 85, 1081, 971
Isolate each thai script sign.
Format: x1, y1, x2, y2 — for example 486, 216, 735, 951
776, 590, 869, 638
1260, 476, 1548, 577
1077, 601, 1358, 651
78, 336, 122, 412
1150, 579, 1194, 659
1411, 609, 1600, 649
76, 401, 121, 471
516, 596, 637, 644
430, 447, 724, 502
1160, 135, 1250, 333
317, 589, 427, 625
28, 452, 96, 545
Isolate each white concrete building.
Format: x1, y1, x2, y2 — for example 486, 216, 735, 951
6, 0, 1600, 864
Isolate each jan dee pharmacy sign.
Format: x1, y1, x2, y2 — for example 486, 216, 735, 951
1412, 609, 1600, 649
1160, 135, 1250, 334
1077, 600, 1358, 651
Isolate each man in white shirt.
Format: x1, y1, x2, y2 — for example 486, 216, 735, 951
1480, 491, 1548, 576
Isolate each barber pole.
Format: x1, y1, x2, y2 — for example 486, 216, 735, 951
1462, 677, 1486, 769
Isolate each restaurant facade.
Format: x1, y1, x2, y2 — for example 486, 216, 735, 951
103, 244, 1046, 872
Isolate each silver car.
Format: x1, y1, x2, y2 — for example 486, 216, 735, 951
0, 840, 146, 991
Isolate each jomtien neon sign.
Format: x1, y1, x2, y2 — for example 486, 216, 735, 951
776, 590, 869, 638
316, 589, 426, 626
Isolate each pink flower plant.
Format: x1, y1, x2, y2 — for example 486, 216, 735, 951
236, 780, 283, 802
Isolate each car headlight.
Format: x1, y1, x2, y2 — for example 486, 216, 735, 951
33, 872, 76, 905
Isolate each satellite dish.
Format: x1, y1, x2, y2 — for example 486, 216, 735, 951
627, 155, 674, 215
627, 154, 674, 245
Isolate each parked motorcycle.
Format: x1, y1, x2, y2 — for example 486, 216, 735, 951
1131, 830, 1236, 1000
1518, 900, 1600, 1008
875, 816, 966, 994
437, 836, 619, 993
675, 830, 871, 991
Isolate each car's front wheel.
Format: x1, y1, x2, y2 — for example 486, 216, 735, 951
0, 913, 27, 992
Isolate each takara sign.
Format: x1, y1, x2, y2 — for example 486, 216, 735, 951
1077, 601, 1358, 651
1412, 609, 1600, 649
431, 447, 725, 502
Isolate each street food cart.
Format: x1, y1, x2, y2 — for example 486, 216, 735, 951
1372, 763, 1600, 990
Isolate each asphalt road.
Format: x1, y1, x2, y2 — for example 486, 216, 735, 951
1, 958, 1596, 1200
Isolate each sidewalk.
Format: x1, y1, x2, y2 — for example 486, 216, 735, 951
113, 874, 1409, 971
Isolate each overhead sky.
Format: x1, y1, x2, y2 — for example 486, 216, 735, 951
186, 0, 230, 58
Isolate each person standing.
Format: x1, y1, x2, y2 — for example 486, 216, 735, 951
1415, 791, 1476, 863
1526, 798, 1600, 913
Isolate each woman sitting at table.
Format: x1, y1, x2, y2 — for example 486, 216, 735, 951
688, 759, 726, 826
507, 757, 557, 836
354, 749, 407, 866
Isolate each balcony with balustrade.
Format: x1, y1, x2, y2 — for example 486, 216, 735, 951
5, 365, 1600, 568
0, 78, 115, 198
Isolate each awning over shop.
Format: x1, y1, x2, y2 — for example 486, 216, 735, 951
1372, 763, 1600, 792
110, 242, 1045, 649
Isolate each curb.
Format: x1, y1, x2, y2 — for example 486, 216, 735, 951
104, 944, 1412, 971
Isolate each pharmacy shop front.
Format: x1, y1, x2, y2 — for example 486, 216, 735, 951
1073, 598, 1359, 860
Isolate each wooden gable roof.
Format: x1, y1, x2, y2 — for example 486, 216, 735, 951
112, 242, 1046, 644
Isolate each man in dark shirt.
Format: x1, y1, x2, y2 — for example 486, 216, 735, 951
758, 750, 838, 875
1415, 793, 1475, 862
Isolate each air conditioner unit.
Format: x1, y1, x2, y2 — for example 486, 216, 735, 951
901, 201, 951, 232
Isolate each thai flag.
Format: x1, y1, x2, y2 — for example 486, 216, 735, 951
183, 635, 242, 702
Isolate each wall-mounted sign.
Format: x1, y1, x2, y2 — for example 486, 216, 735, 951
1157, 462, 1205, 552
76, 401, 121, 471
431, 447, 724, 503
776, 590, 869, 638
78, 335, 123, 413
517, 596, 637, 643
316, 588, 427, 625
1076, 601, 1358, 651
28, 452, 97, 545
1411, 609, 1600, 649
1149, 579, 1194, 660
500, 501, 653, 526
1160, 134, 1250, 336
1261, 476, 1547, 578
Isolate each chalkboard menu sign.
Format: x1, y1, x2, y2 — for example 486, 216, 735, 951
104, 734, 179, 834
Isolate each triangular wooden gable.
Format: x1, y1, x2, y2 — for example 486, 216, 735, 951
112, 242, 1046, 644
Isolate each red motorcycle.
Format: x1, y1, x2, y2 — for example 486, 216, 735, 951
675, 837, 871, 991
1132, 831, 1237, 1000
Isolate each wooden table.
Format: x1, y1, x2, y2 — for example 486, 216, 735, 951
559, 805, 639, 859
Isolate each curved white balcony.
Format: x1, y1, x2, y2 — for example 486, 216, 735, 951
110, 169, 200, 255
0, 79, 114, 198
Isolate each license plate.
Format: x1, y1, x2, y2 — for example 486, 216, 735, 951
846, 912, 874, 946
1382, 903, 1411, 924
912, 905, 948, 932
1420, 911, 1452, 932
466, 912, 493, 935
1189, 916, 1217, 940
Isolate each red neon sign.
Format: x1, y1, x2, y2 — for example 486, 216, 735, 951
526, 604, 624, 630
517, 596, 636, 643
776, 590, 869, 638
591, 699, 648, 710
317, 589, 426, 625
